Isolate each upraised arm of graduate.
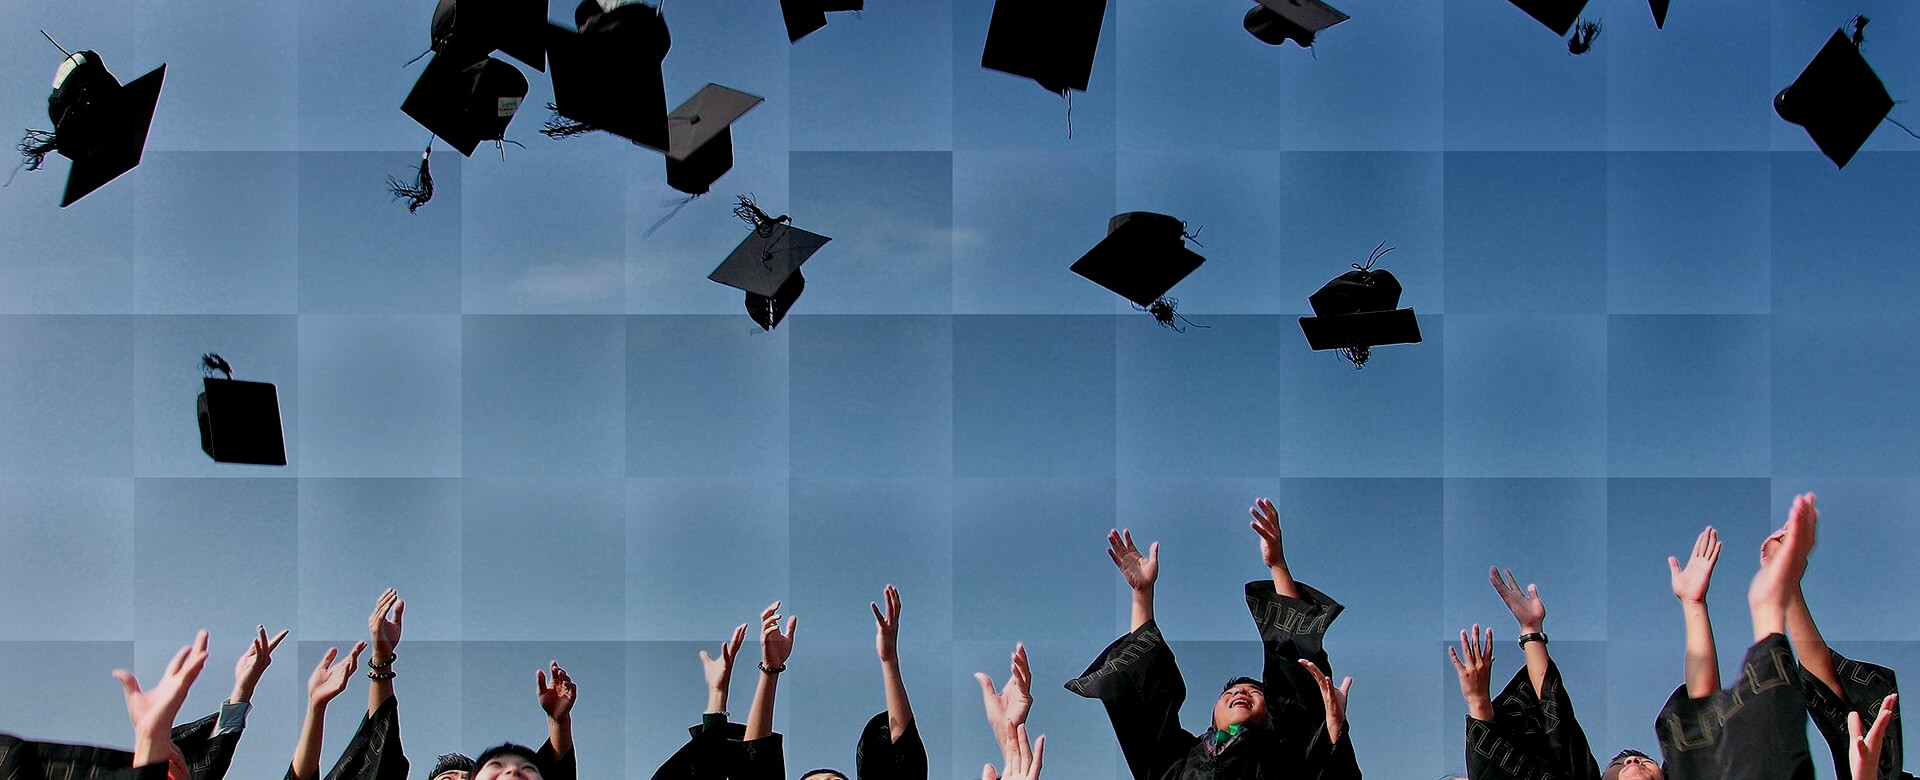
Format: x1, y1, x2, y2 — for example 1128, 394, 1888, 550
739, 601, 794, 780
1450, 625, 1497, 723
858, 584, 929, 780
367, 589, 403, 716
1067, 530, 1193, 780
1850, 694, 1899, 780
1244, 499, 1347, 743
1107, 530, 1158, 632
1470, 569, 1602, 780
649, 625, 747, 780
1668, 527, 1723, 698
1490, 567, 1550, 698
535, 660, 578, 780
115, 630, 212, 777
976, 643, 1033, 750
291, 641, 367, 780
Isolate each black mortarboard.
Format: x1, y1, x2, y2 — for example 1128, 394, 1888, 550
1071, 212, 1205, 308
542, 0, 671, 150
1507, 0, 1588, 36
710, 198, 830, 330
402, 54, 529, 157
1243, 0, 1349, 48
980, 0, 1106, 94
1298, 243, 1421, 367
198, 375, 288, 467
1649, 0, 1668, 29
780, 0, 864, 43
430, 0, 549, 71
1775, 29, 1893, 169
31, 48, 167, 208
663, 84, 763, 195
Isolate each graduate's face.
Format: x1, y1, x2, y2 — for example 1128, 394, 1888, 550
475, 755, 541, 780
1212, 682, 1268, 729
1608, 754, 1661, 780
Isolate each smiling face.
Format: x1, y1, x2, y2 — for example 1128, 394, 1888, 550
1606, 752, 1661, 780
1211, 681, 1269, 730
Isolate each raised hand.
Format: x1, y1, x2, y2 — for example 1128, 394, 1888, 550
873, 584, 902, 663
1298, 659, 1354, 745
1490, 567, 1546, 633
537, 661, 577, 723
976, 643, 1034, 739
1106, 530, 1159, 592
1669, 527, 1722, 604
368, 588, 404, 661
1751, 493, 1819, 627
1848, 694, 1898, 780
702, 623, 749, 693
982, 724, 1045, 780
307, 642, 367, 706
1248, 498, 1288, 570
115, 631, 211, 747
760, 601, 796, 669
1448, 625, 1496, 721
231, 625, 289, 703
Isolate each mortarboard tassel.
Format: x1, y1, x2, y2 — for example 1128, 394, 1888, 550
11, 129, 57, 183
1568, 19, 1601, 55
732, 194, 791, 238
1850, 15, 1869, 48
201, 353, 234, 381
539, 102, 600, 139
1134, 297, 1210, 334
385, 140, 436, 213
1340, 345, 1370, 369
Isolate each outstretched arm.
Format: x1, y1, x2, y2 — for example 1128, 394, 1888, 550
292, 642, 366, 780
975, 643, 1033, 750
537, 661, 577, 759
1106, 530, 1158, 632
873, 584, 915, 741
116, 631, 212, 769
231, 625, 289, 708
1668, 527, 1723, 698
1490, 568, 1550, 698
744, 601, 795, 743
1449, 625, 1497, 722
700, 623, 749, 715
367, 589, 403, 716
1298, 659, 1354, 746
1778, 494, 1844, 698
1249, 498, 1299, 599
1751, 490, 1817, 643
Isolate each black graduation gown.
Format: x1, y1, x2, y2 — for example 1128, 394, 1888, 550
0, 709, 239, 780
648, 715, 782, 780
1654, 634, 1813, 780
1798, 649, 1913, 780
1065, 580, 1359, 780
1464, 661, 1602, 780
285, 696, 410, 780
852, 711, 926, 780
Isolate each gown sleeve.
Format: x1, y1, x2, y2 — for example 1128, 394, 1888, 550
320, 695, 410, 780
1800, 648, 1910, 780
853, 711, 926, 780
1655, 634, 1813, 780
1245, 580, 1360, 780
1465, 661, 1601, 780
534, 739, 574, 780
647, 714, 739, 780
1065, 619, 1198, 780
0, 733, 172, 780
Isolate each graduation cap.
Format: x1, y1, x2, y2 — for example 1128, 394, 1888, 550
708, 196, 831, 330
541, 0, 671, 149
662, 84, 763, 195
402, 53, 529, 156
980, 0, 1106, 94
1507, 0, 1588, 37
1071, 212, 1208, 331
1649, 0, 1668, 29
429, 0, 549, 71
196, 354, 287, 466
18, 38, 166, 208
1243, 0, 1349, 48
1298, 242, 1421, 367
782, 0, 864, 43
1775, 28, 1896, 169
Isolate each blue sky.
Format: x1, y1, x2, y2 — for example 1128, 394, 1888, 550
5, 0, 1920, 778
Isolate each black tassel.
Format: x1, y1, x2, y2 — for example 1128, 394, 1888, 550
1134, 297, 1211, 334
1568, 19, 1601, 55
732, 194, 791, 237
1850, 15, 1869, 47
540, 103, 599, 140
386, 142, 435, 213
1340, 346, 1370, 369
201, 353, 234, 380
17, 129, 56, 172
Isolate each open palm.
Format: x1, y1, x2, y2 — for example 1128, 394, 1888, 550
1668, 527, 1721, 603
1106, 530, 1158, 591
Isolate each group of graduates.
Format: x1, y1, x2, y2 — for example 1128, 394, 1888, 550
0, 493, 1907, 780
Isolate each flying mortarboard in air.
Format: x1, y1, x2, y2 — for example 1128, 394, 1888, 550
1775, 17, 1917, 170
1649, 0, 1668, 29
782, 0, 864, 43
197, 354, 288, 466
541, 0, 672, 150
1071, 212, 1209, 332
1242, 0, 1349, 48
1298, 242, 1421, 368
15, 33, 165, 207
708, 195, 832, 330
663, 84, 763, 196
981, 0, 1104, 134
429, 0, 550, 71
402, 52, 530, 156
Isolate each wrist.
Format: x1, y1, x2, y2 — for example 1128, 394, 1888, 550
548, 713, 572, 727
1519, 622, 1544, 634
230, 687, 253, 704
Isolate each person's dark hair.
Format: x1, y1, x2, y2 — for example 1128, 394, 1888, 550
473, 744, 542, 778
800, 770, 849, 780
428, 753, 475, 780
1221, 676, 1266, 694
1603, 750, 1656, 780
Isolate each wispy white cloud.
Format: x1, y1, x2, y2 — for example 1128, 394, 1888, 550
515, 258, 625, 305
